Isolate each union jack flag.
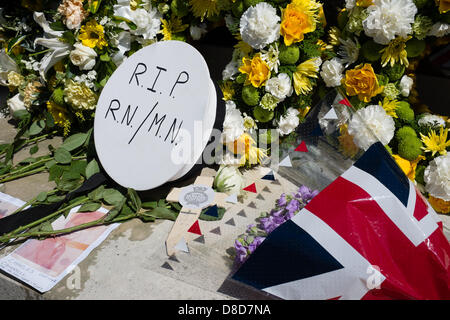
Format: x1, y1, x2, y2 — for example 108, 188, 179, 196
232, 143, 450, 299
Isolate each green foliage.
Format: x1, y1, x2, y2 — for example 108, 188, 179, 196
383, 64, 406, 82
279, 44, 300, 65
398, 136, 423, 161
253, 105, 274, 122
396, 101, 415, 123
396, 126, 417, 141
361, 40, 384, 62
406, 38, 426, 58
242, 85, 260, 106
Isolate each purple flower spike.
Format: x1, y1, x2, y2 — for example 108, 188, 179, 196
277, 193, 287, 207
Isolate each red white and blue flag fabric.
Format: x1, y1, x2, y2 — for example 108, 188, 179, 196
232, 143, 450, 299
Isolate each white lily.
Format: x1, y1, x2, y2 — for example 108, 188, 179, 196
0, 49, 19, 86
33, 12, 71, 81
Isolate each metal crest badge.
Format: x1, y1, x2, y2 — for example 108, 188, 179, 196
178, 184, 215, 210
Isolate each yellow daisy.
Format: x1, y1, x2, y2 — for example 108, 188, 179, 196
379, 97, 399, 118
420, 127, 450, 156
190, 0, 220, 21
380, 37, 410, 67
78, 20, 108, 49
220, 81, 234, 101
160, 17, 189, 41
293, 57, 321, 95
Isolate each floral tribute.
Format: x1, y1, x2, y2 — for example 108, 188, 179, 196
219, 0, 334, 167
317, 0, 450, 213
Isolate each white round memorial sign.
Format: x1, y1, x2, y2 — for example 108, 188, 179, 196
94, 41, 215, 190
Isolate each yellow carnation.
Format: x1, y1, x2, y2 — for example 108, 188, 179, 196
428, 195, 450, 214
64, 80, 97, 110
280, 2, 317, 46
238, 54, 270, 88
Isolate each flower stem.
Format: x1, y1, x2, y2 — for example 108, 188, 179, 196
0, 166, 47, 183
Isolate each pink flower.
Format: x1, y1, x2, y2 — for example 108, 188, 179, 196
58, 0, 88, 30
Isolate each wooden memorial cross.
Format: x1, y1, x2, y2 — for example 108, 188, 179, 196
165, 175, 228, 256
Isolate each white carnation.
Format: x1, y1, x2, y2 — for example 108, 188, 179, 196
320, 58, 344, 87
363, 0, 417, 45
222, 101, 245, 143
424, 154, 450, 201
265, 73, 293, 101
277, 108, 300, 136
70, 43, 97, 70
399, 75, 413, 97
222, 60, 239, 81
428, 22, 450, 37
348, 105, 395, 150
240, 2, 280, 50
190, 23, 207, 40
418, 113, 446, 128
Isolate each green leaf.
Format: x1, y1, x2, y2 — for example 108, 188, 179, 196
103, 189, 125, 206
56, 179, 83, 192
60, 31, 76, 45
36, 191, 47, 202
40, 221, 54, 232
78, 202, 102, 212
30, 145, 39, 155
61, 133, 88, 151
13, 109, 30, 120
127, 188, 141, 212
54, 147, 72, 164
88, 185, 105, 201
146, 207, 177, 221
104, 197, 126, 222
142, 201, 157, 209
29, 120, 45, 136
85, 159, 100, 179
199, 206, 226, 221
48, 164, 64, 181
49, 21, 65, 31
46, 195, 66, 203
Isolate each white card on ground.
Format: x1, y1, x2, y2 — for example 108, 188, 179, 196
0, 206, 118, 293
0, 192, 26, 219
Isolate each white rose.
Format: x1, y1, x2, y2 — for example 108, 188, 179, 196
278, 108, 300, 136
7, 93, 26, 115
265, 73, 293, 101
70, 43, 97, 70
399, 75, 413, 97
222, 101, 245, 143
320, 58, 344, 87
214, 165, 245, 195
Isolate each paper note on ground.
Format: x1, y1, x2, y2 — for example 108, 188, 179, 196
0, 192, 26, 219
0, 206, 118, 293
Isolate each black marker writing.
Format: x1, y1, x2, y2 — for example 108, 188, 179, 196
169, 71, 189, 97
121, 105, 139, 126
128, 102, 158, 145
147, 66, 167, 93
129, 62, 147, 86
148, 112, 166, 136
164, 118, 183, 144
105, 99, 120, 121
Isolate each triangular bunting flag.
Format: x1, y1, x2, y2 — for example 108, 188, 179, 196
323, 108, 338, 120
262, 186, 271, 193
193, 235, 205, 244
225, 218, 236, 226
338, 98, 351, 107
279, 156, 292, 167
311, 124, 324, 137
243, 183, 257, 193
203, 205, 219, 217
294, 141, 308, 152
161, 262, 174, 271
210, 226, 221, 235
168, 255, 180, 263
271, 180, 281, 185
237, 210, 247, 217
248, 201, 257, 209
175, 237, 189, 253
261, 171, 275, 181
256, 194, 265, 200
226, 194, 238, 204
187, 220, 202, 236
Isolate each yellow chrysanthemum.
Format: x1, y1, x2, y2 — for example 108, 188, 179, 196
420, 127, 450, 156
220, 81, 234, 101
239, 54, 270, 88
292, 57, 320, 95
379, 97, 399, 118
380, 37, 410, 67
160, 17, 189, 41
234, 34, 253, 56
47, 101, 71, 135
356, 0, 374, 7
227, 133, 267, 167
392, 154, 425, 181
328, 26, 341, 47
79, 20, 108, 49
280, 1, 319, 46
190, 0, 220, 21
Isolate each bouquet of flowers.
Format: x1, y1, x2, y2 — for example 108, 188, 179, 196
317, 0, 450, 213
219, 0, 335, 167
